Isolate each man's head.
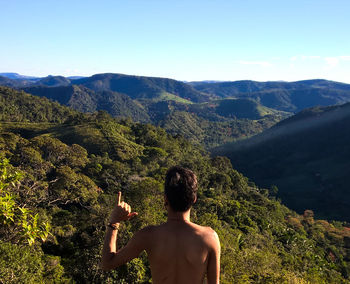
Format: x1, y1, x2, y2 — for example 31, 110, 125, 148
164, 166, 198, 212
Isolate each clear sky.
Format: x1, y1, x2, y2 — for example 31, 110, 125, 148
1, 0, 350, 82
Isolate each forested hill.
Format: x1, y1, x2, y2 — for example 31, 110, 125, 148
0, 75, 38, 88
213, 102, 350, 222
18, 84, 287, 149
33, 75, 71, 87
1, 86, 350, 283
22, 85, 151, 123
0, 86, 79, 122
0, 73, 212, 102
72, 73, 213, 102
191, 79, 350, 112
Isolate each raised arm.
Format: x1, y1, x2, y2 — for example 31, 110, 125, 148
207, 230, 221, 284
101, 191, 143, 271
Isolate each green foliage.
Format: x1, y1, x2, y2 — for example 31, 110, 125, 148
0, 86, 78, 123
23, 85, 151, 123
160, 110, 285, 149
0, 159, 51, 246
0, 241, 68, 283
0, 99, 350, 283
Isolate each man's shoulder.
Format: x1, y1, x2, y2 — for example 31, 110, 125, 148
136, 222, 219, 241
136, 225, 158, 235
191, 222, 216, 233
134, 224, 166, 238
190, 223, 219, 242
130, 225, 158, 249
195, 224, 220, 250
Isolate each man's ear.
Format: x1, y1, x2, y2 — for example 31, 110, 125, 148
193, 195, 197, 204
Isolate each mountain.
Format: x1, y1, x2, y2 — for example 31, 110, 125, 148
72, 73, 213, 102
0, 73, 41, 88
22, 83, 287, 147
22, 85, 150, 123
159, 110, 286, 148
67, 76, 86, 80
1, 88, 350, 282
4, 73, 350, 151
32, 75, 72, 87
2, 73, 350, 112
188, 80, 224, 86
213, 102, 350, 221
192, 79, 350, 112
135, 97, 290, 148
0, 76, 19, 87
0, 72, 213, 103
0, 86, 81, 123
0, 72, 40, 80
3, 72, 350, 114
0, 73, 82, 85
188, 98, 289, 120
0, 75, 36, 88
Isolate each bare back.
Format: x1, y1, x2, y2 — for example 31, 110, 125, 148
142, 221, 220, 284
101, 190, 220, 283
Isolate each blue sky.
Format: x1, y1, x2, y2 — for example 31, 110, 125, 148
1, 0, 349, 82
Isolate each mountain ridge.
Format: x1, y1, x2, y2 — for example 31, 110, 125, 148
3, 72, 350, 150
192, 79, 350, 112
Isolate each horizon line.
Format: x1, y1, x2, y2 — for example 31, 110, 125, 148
0, 71, 349, 85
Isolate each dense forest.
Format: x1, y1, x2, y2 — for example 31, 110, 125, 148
1, 86, 350, 283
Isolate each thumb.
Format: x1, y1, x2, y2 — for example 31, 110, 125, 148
128, 212, 138, 219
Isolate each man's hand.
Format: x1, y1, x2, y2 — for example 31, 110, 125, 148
101, 191, 141, 270
109, 191, 138, 224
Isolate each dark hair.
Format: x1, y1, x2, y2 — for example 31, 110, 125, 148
164, 166, 198, 212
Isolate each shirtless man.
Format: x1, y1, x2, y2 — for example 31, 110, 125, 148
101, 166, 221, 284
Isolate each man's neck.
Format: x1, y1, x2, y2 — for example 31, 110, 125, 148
167, 209, 191, 223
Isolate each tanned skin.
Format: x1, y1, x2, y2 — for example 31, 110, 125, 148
101, 192, 220, 284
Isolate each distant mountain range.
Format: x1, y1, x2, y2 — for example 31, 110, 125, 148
192, 79, 350, 112
0, 73, 212, 102
2, 73, 350, 112
0, 72, 40, 80
2, 72, 350, 149
213, 102, 350, 221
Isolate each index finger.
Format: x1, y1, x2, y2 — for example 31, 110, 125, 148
117, 191, 122, 205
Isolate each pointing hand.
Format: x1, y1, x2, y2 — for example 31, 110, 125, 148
109, 191, 138, 224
